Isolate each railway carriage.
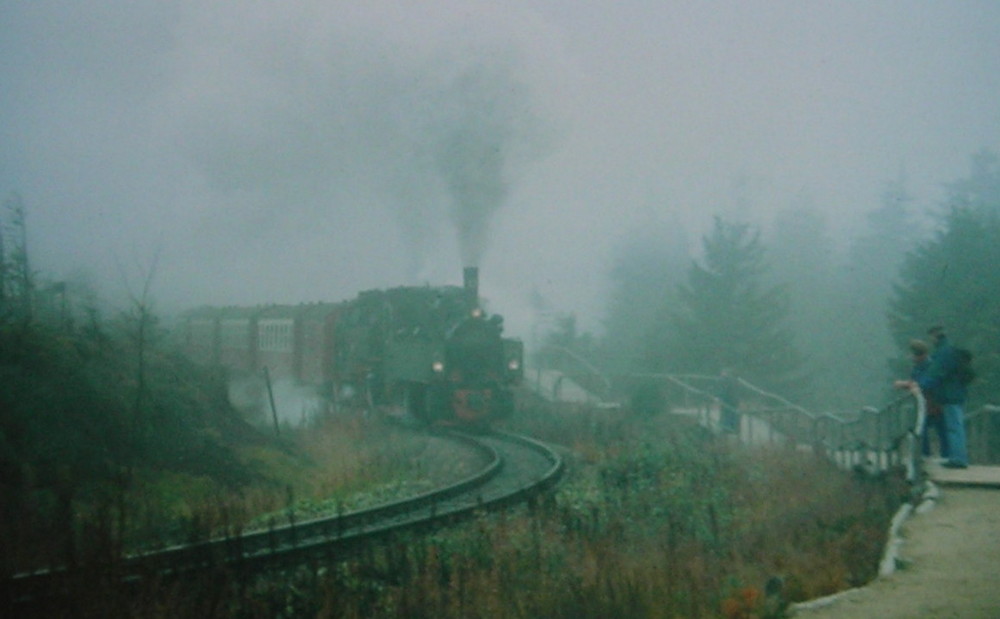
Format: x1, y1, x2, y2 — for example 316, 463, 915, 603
297, 302, 341, 386
256, 305, 298, 380
180, 268, 522, 425
217, 307, 260, 374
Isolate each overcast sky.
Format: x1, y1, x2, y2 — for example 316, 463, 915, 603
2, 1, 998, 338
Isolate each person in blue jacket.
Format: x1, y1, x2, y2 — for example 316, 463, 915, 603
915, 326, 969, 468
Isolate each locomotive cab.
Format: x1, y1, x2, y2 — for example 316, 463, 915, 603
428, 311, 516, 423
445, 314, 504, 385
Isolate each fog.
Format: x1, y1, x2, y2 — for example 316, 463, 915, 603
3, 1, 999, 340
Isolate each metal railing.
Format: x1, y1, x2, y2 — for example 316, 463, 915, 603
534, 344, 614, 402
530, 360, 998, 474
618, 373, 928, 482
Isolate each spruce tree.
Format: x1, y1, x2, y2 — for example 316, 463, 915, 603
888, 150, 1000, 404
658, 216, 805, 395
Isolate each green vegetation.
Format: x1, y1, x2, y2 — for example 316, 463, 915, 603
0, 188, 916, 616
0, 311, 474, 574
138, 406, 905, 618
657, 216, 806, 397
0, 315, 278, 571
0, 239, 468, 574
0, 304, 906, 617
889, 150, 1000, 405
582, 150, 1000, 412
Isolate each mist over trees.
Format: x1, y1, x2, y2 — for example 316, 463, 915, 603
652, 217, 806, 396
598, 149, 998, 412
0, 195, 274, 563
600, 214, 690, 376
765, 176, 926, 410
766, 200, 839, 406
889, 150, 1000, 406
1, 193, 33, 322
834, 175, 926, 406
5, 147, 1000, 425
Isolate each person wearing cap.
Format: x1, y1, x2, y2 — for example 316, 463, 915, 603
915, 326, 968, 468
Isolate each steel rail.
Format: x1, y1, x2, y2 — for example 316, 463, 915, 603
4, 427, 564, 604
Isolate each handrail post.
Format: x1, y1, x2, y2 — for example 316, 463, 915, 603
905, 391, 927, 484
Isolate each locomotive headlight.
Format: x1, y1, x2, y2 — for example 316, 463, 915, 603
432, 360, 445, 373
507, 359, 520, 371
470, 308, 483, 319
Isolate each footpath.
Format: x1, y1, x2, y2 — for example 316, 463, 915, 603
793, 462, 1000, 618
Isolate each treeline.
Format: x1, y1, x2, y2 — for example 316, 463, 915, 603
0, 193, 33, 323
548, 150, 1000, 411
0, 310, 266, 488
0, 194, 276, 573
888, 151, 1000, 402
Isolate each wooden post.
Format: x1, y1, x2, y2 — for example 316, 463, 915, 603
263, 366, 280, 436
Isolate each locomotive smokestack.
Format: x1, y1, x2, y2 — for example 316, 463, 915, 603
463, 266, 479, 309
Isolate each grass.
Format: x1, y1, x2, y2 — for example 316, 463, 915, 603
293, 406, 907, 618
3, 414, 464, 572
3, 405, 909, 618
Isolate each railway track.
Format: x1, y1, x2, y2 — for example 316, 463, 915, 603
4, 428, 564, 604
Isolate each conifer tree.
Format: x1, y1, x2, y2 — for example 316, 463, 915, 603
657, 216, 805, 395
1, 193, 33, 321
888, 150, 1000, 404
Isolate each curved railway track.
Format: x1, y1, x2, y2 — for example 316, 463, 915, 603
5, 428, 564, 605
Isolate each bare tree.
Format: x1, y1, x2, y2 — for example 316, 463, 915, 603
2, 192, 34, 322
113, 246, 162, 545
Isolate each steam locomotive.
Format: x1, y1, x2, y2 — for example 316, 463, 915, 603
180, 268, 524, 425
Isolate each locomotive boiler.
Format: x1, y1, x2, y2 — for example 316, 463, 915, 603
351, 268, 523, 423
180, 267, 524, 426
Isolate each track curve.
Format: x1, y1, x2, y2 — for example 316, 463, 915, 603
5, 427, 564, 604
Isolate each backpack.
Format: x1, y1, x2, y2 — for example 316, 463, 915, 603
954, 348, 976, 385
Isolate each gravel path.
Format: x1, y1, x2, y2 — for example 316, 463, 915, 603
793, 487, 1000, 618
